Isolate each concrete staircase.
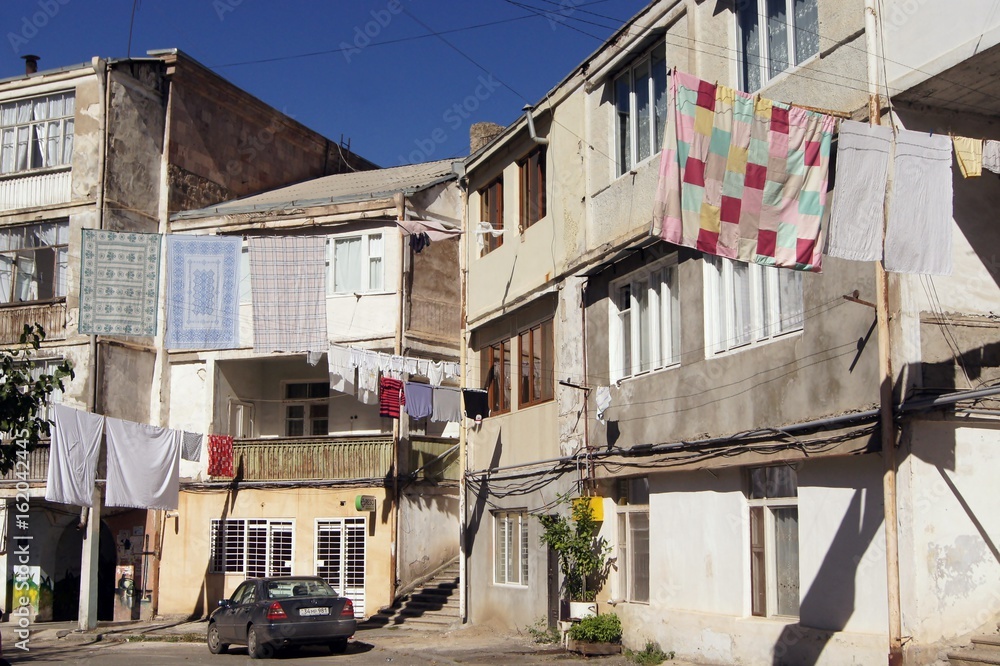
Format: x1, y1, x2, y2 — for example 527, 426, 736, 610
362, 561, 460, 630
948, 625, 1000, 665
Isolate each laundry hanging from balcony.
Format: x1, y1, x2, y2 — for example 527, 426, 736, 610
249, 236, 328, 355
165, 234, 241, 350
45, 403, 105, 507
651, 69, 835, 272
79, 229, 162, 336
105, 417, 182, 511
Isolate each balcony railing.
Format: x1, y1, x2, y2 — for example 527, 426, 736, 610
0, 444, 49, 482
0, 302, 67, 344
221, 436, 394, 482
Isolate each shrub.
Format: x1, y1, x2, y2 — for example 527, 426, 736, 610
625, 640, 674, 665
568, 612, 622, 644
526, 618, 560, 644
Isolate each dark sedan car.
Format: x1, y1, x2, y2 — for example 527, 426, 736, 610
207, 576, 357, 659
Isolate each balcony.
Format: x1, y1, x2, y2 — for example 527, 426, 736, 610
0, 169, 72, 211
0, 302, 67, 344
219, 436, 394, 482
0, 443, 50, 482
410, 436, 460, 481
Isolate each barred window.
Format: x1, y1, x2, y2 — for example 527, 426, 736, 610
210, 518, 293, 578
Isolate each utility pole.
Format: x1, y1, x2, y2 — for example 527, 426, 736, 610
865, 2, 903, 664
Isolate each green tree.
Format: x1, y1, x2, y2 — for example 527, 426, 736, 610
0, 324, 74, 474
537, 495, 611, 601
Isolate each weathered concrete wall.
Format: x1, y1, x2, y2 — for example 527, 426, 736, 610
398, 484, 459, 588
100, 344, 155, 424
157, 487, 392, 619
407, 236, 461, 348
898, 421, 1000, 651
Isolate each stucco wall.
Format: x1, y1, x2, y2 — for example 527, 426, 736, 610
397, 484, 459, 587
157, 487, 392, 619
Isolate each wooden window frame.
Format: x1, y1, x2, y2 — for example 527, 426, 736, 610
518, 147, 546, 231
482, 338, 512, 415
479, 177, 504, 255
518, 318, 554, 408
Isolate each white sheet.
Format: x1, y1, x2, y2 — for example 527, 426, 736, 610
45, 404, 105, 507
105, 417, 181, 510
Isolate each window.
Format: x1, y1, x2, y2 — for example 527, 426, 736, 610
738, 0, 819, 92
494, 510, 529, 586
210, 518, 294, 578
747, 465, 799, 617
480, 178, 503, 254
284, 382, 329, 436
0, 221, 69, 305
610, 257, 680, 381
518, 147, 546, 230
518, 318, 554, 408
0, 92, 74, 175
482, 338, 511, 415
329, 232, 383, 294
617, 477, 649, 603
614, 41, 667, 176
704, 256, 803, 354
316, 518, 366, 617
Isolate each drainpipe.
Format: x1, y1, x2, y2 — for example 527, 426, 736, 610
457, 170, 469, 624
523, 105, 549, 145
79, 56, 110, 633
390, 193, 407, 605
864, 3, 903, 665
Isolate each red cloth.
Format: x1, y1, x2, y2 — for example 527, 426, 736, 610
379, 377, 405, 419
207, 435, 234, 477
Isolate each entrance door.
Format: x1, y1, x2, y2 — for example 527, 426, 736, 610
315, 518, 366, 617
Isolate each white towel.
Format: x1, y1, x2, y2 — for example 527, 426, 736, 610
357, 350, 379, 405
327, 345, 357, 395
416, 359, 430, 377
45, 404, 105, 507
444, 362, 460, 379
983, 140, 1000, 174
181, 431, 203, 462
885, 130, 954, 276
389, 355, 405, 379
826, 121, 893, 262
403, 356, 418, 375
105, 417, 181, 511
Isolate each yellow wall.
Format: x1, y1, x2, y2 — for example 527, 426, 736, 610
157, 486, 391, 619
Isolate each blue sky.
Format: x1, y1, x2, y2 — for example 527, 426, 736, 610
2, 0, 651, 166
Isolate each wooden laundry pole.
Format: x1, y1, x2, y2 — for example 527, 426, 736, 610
865, 2, 904, 665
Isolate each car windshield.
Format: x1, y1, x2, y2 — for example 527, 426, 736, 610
264, 579, 337, 599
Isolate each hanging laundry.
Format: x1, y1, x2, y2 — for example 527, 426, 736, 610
983, 140, 1000, 174
181, 431, 203, 462
427, 361, 445, 387
377, 352, 392, 374
379, 377, 405, 419
885, 130, 953, 276
596, 386, 613, 425
249, 236, 328, 354
306, 351, 324, 366
357, 350, 379, 405
165, 234, 241, 350
826, 121, 894, 262
952, 135, 982, 178
403, 356, 418, 375
389, 355, 405, 379
444, 362, 460, 379
404, 382, 433, 420
45, 404, 105, 507
397, 218, 462, 242
79, 229, 162, 336
207, 434, 235, 477
652, 70, 834, 272
431, 386, 463, 423
327, 345, 357, 395
409, 232, 431, 254
463, 388, 490, 420
416, 358, 430, 377
105, 417, 181, 511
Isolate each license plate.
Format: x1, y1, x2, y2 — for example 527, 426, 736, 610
299, 607, 330, 616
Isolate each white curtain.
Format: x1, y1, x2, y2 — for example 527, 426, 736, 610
0, 255, 13, 304
334, 238, 361, 293
367, 234, 382, 291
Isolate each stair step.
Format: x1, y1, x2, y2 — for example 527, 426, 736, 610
948, 648, 1000, 666
974, 636, 1000, 649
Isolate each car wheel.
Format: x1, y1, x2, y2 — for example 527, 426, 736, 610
246, 625, 272, 659
207, 622, 228, 655
329, 638, 348, 653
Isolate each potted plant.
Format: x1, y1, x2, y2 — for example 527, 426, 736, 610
566, 612, 622, 655
537, 495, 611, 619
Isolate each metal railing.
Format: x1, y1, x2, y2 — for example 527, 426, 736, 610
0, 302, 67, 344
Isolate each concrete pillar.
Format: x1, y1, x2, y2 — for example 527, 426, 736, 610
78, 488, 101, 631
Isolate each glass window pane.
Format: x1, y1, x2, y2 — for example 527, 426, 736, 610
519, 330, 530, 404
62, 119, 73, 165
495, 515, 507, 583
777, 268, 804, 332
629, 512, 649, 603
664, 266, 680, 365
750, 506, 767, 616
520, 514, 529, 585
766, 466, 798, 498
652, 48, 668, 151
0, 254, 13, 304
531, 326, 542, 401
615, 73, 632, 174
740, 2, 763, 92
634, 58, 651, 163
540, 320, 554, 401
749, 467, 767, 499
334, 238, 361, 293
286, 383, 308, 399
369, 257, 382, 291
766, 0, 791, 79
619, 284, 632, 376
636, 279, 650, 372
732, 261, 752, 345
502, 339, 511, 410
773, 507, 800, 616
794, 0, 819, 64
